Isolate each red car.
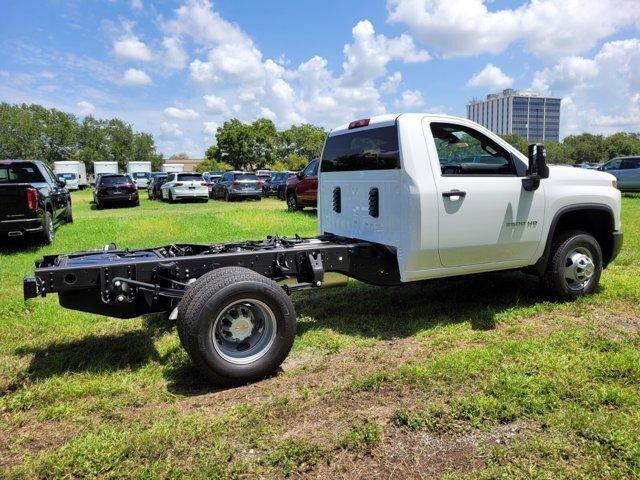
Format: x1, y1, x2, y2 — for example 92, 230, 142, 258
285, 159, 318, 211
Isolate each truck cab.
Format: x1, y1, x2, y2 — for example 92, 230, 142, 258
319, 114, 622, 289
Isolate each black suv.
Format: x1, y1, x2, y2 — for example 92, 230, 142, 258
263, 172, 295, 199
148, 173, 168, 200
94, 174, 139, 208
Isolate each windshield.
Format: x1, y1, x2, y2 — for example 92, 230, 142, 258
0, 163, 46, 183
57, 173, 76, 180
322, 125, 400, 172
132, 172, 149, 179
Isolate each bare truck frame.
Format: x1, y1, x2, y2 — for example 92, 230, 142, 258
24, 235, 400, 317
23, 235, 399, 385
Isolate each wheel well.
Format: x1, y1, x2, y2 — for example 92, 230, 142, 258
551, 208, 615, 265
45, 202, 54, 214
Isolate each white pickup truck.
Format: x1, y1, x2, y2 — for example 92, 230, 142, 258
24, 114, 623, 386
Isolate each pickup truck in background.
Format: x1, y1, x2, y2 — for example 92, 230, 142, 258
24, 113, 623, 386
1, 160, 73, 244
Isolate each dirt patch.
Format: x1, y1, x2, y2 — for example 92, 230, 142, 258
310, 421, 532, 479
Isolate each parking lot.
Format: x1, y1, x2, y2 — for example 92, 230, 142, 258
1, 191, 639, 478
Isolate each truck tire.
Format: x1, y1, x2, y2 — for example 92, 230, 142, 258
66, 202, 73, 223
542, 230, 602, 300
177, 267, 296, 386
41, 211, 55, 245
287, 191, 301, 211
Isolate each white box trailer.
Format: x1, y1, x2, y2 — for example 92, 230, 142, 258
53, 161, 88, 190
162, 163, 184, 173
93, 162, 118, 184
127, 161, 152, 188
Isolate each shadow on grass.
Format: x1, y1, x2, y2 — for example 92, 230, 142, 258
5, 314, 172, 393
293, 271, 549, 339
0, 236, 44, 254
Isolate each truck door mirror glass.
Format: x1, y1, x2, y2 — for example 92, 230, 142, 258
58, 179, 67, 188
297, 171, 304, 179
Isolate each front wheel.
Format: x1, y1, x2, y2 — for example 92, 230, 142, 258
542, 230, 602, 300
177, 267, 297, 386
66, 202, 73, 223
287, 191, 301, 211
224, 190, 232, 202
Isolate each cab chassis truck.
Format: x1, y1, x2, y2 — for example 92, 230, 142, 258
24, 114, 623, 386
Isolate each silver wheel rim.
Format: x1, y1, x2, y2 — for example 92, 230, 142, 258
564, 247, 595, 291
212, 299, 277, 365
288, 195, 296, 209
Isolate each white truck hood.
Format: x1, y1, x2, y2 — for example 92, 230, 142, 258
547, 164, 616, 186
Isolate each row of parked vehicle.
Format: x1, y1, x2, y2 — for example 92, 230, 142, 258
144, 159, 322, 210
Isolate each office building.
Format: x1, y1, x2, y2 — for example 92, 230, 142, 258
467, 89, 561, 142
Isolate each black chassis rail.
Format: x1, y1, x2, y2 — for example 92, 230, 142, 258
23, 235, 401, 318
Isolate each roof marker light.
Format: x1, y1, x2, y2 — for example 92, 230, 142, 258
348, 118, 370, 129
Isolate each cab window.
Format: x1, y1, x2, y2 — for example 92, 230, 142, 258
603, 159, 622, 171
430, 123, 515, 176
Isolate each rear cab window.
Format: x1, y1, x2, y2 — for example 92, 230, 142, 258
321, 125, 400, 172
0, 162, 46, 183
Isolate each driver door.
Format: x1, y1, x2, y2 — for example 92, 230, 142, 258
426, 120, 545, 268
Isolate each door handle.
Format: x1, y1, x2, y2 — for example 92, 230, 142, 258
442, 190, 466, 199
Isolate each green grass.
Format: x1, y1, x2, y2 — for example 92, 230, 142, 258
1, 190, 639, 478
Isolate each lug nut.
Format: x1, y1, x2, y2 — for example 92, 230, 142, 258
117, 295, 125, 302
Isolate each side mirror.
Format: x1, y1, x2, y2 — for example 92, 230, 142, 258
597, 165, 605, 171
297, 171, 304, 179
58, 179, 67, 188
523, 144, 548, 191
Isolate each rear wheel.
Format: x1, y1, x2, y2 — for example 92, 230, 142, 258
542, 230, 602, 300
41, 211, 55, 245
177, 267, 296, 386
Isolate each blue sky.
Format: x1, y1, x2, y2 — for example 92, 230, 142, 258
1, 0, 639, 157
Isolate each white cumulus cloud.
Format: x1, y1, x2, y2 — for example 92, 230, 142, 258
387, 0, 640, 58
162, 37, 188, 70
202, 121, 219, 135
203, 94, 228, 114
394, 89, 425, 109
77, 100, 95, 115
161, 121, 183, 138
113, 34, 152, 62
164, 106, 199, 119
468, 64, 514, 90
121, 68, 152, 85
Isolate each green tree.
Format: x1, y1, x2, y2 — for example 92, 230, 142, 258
278, 124, 326, 160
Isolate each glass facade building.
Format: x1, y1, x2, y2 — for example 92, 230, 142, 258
466, 89, 561, 142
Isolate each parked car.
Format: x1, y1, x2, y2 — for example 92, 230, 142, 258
211, 172, 262, 201
256, 173, 271, 191
574, 162, 602, 170
1, 160, 72, 244
202, 173, 222, 198
285, 159, 318, 210
148, 173, 168, 199
263, 171, 295, 199
94, 174, 139, 209
161, 172, 209, 202
599, 156, 640, 191
56, 172, 79, 190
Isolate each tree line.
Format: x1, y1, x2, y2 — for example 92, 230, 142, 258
500, 132, 640, 165
0, 103, 164, 172
199, 118, 326, 172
